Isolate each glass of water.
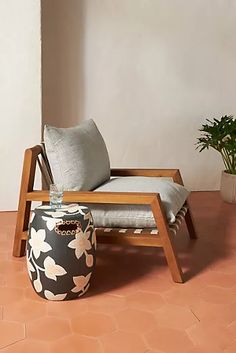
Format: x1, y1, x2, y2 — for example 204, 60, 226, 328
49, 184, 63, 209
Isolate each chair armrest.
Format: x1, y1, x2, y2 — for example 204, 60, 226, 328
26, 190, 159, 205
110, 168, 184, 185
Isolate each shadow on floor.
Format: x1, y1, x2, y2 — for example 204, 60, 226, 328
87, 192, 236, 295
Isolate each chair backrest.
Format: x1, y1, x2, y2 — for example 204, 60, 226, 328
38, 143, 54, 189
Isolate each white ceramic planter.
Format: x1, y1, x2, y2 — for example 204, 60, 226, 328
220, 171, 236, 203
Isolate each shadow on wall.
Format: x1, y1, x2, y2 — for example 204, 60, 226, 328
42, 0, 85, 128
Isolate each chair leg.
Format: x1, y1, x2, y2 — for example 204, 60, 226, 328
161, 232, 184, 283
13, 200, 31, 256
185, 203, 197, 239
151, 196, 184, 283
13, 148, 38, 257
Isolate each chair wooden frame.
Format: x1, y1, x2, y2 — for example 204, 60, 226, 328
13, 145, 197, 283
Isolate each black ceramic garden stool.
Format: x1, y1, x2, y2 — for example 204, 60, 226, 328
27, 204, 96, 301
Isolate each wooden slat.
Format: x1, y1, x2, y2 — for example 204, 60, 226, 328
111, 168, 184, 185
111, 168, 179, 177
26, 191, 158, 205
22, 231, 28, 240
13, 146, 42, 256
21, 229, 162, 246
151, 194, 184, 283
37, 156, 52, 189
96, 232, 162, 247
184, 201, 197, 239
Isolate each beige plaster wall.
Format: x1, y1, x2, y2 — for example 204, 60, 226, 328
0, 0, 41, 210
42, 0, 236, 190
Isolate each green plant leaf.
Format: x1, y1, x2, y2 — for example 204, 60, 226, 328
196, 115, 236, 174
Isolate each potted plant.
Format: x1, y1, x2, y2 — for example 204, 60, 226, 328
197, 115, 236, 203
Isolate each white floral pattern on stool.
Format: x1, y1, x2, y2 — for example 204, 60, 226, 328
28, 228, 52, 259
27, 203, 96, 301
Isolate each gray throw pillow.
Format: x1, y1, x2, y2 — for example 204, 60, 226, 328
44, 119, 110, 191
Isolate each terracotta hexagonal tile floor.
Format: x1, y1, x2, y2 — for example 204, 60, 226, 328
199, 270, 236, 288
3, 299, 47, 322
145, 327, 195, 353
101, 330, 148, 353
198, 286, 236, 305
186, 346, 223, 353
0, 321, 25, 349
4, 272, 31, 289
86, 293, 127, 314
0, 287, 24, 306
26, 316, 71, 341
0, 339, 51, 353
71, 311, 116, 337
45, 298, 88, 318
125, 290, 165, 311
1, 192, 236, 352
50, 334, 103, 353
187, 322, 234, 351
189, 301, 236, 325
114, 308, 156, 333
154, 304, 198, 329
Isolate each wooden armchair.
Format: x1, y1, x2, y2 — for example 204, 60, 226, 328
13, 145, 197, 283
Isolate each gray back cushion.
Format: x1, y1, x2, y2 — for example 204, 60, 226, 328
44, 119, 110, 191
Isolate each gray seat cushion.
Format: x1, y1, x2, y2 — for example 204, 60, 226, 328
44, 119, 110, 191
89, 177, 189, 228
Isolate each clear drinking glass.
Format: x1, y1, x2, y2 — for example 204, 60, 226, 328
49, 184, 63, 209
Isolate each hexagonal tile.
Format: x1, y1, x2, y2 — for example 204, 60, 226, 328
87, 294, 127, 314
198, 286, 235, 304
0, 321, 25, 349
24, 287, 46, 302
100, 330, 148, 353
46, 299, 88, 318
187, 322, 234, 351
107, 282, 140, 297
209, 258, 236, 274
164, 287, 202, 307
154, 304, 198, 329
27, 316, 71, 341
190, 301, 236, 325
50, 334, 103, 353
114, 308, 156, 334
5, 272, 31, 288
125, 291, 165, 311
145, 327, 194, 353
199, 271, 236, 288
0, 260, 24, 275
3, 299, 47, 322
185, 346, 222, 353
71, 312, 116, 337
0, 287, 24, 305
138, 273, 175, 293
0, 339, 51, 353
